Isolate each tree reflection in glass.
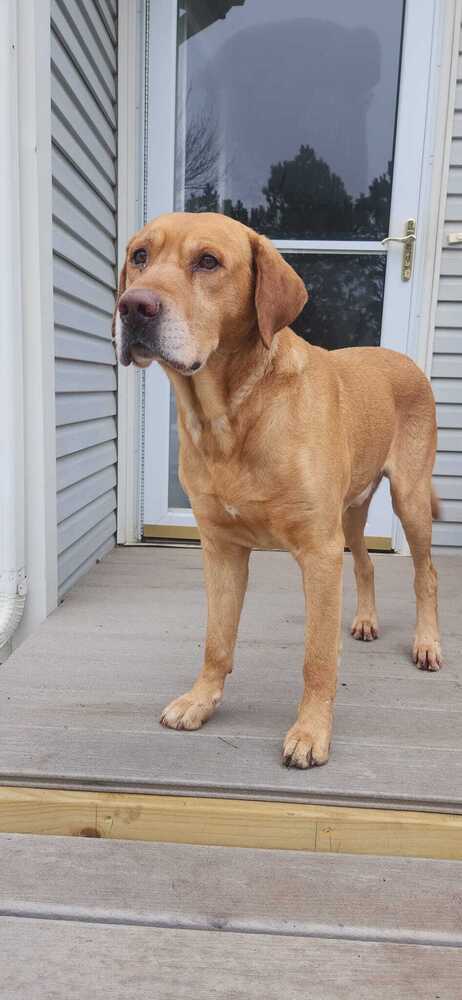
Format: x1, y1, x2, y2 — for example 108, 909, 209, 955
287, 253, 386, 351
184, 144, 392, 243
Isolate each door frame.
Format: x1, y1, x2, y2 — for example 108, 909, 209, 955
117, 0, 458, 550
116, 0, 146, 544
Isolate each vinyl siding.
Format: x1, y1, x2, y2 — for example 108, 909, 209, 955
51, 0, 118, 597
432, 17, 462, 548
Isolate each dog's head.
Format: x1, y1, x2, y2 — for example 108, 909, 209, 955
113, 212, 307, 373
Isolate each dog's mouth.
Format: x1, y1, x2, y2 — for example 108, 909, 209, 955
119, 338, 204, 376
118, 333, 156, 369
129, 342, 156, 368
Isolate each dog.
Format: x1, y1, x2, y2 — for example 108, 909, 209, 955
114, 211, 441, 769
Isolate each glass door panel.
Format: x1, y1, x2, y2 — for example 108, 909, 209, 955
174, 0, 404, 241
288, 253, 387, 350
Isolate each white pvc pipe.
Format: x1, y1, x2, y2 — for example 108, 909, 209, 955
0, 0, 27, 649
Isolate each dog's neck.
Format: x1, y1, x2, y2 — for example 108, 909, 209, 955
166, 330, 274, 456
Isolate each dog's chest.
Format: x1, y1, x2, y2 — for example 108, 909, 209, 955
179, 409, 303, 546
188, 456, 291, 548
207, 463, 265, 518
201, 492, 279, 548
181, 418, 264, 502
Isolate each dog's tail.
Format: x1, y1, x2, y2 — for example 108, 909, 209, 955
431, 486, 441, 521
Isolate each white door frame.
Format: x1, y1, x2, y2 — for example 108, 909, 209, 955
116, 0, 146, 544
117, 0, 458, 549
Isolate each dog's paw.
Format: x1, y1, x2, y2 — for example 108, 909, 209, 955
160, 690, 221, 731
282, 723, 331, 769
351, 614, 379, 641
413, 639, 442, 672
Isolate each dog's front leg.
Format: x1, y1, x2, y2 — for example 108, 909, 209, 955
160, 537, 250, 731
283, 535, 344, 768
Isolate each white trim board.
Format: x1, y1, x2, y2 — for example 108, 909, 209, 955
116, 0, 145, 544
14, 0, 58, 643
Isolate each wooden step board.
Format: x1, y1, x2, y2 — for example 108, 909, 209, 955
2, 918, 461, 1000
1, 721, 462, 812
1, 835, 461, 944
1, 835, 461, 999
1, 786, 462, 859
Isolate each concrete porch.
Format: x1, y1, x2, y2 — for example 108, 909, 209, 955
0, 547, 461, 854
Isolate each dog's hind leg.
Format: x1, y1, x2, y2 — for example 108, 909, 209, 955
387, 419, 441, 670
343, 500, 378, 641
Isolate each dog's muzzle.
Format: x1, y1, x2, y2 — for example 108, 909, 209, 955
117, 288, 161, 368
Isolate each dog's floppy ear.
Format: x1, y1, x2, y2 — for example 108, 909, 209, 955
253, 235, 308, 348
111, 258, 127, 343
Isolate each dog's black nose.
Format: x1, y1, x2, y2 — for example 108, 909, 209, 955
118, 288, 161, 320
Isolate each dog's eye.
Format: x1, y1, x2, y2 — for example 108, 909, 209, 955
132, 248, 148, 267
196, 253, 219, 271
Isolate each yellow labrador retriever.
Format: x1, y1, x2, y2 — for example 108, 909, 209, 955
114, 212, 441, 769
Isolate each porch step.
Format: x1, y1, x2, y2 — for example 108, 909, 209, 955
1, 835, 461, 998
1, 550, 461, 818
1, 833, 461, 944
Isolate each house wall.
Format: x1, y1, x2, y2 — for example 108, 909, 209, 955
432, 14, 462, 549
50, 0, 118, 597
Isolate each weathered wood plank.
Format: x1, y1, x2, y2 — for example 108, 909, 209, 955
1, 917, 461, 1000
1, 835, 461, 945
0, 723, 461, 813
2, 687, 461, 749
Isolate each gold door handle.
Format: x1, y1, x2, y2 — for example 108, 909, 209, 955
381, 234, 416, 243
381, 219, 416, 281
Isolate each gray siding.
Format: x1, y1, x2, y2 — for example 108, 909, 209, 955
432, 18, 462, 548
51, 0, 118, 596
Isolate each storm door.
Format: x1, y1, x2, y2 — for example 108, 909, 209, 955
142, 0, 435, 547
